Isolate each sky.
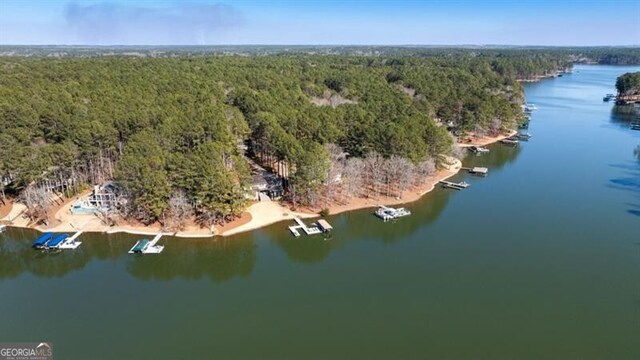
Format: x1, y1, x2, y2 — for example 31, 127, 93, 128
0, 0, 639, 46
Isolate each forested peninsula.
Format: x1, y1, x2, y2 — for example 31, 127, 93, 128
616, 71, 640, 104
0, 47, 637, 233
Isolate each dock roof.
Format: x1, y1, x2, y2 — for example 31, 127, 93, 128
317, 219, 333, 231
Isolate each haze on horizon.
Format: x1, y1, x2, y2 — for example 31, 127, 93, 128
0, 0, 639, 46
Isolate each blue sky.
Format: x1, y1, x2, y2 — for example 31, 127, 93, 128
0, 0, 638, 45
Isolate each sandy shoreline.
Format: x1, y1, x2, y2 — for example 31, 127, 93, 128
1, 131, 513, 239
458, 130, 517, 148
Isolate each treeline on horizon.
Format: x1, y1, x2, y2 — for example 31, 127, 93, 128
0, 52, 574, 226
2, 45, 639, 66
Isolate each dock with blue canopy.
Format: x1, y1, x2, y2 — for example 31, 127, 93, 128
45, 234, 69, 249
32, 232, 54, 248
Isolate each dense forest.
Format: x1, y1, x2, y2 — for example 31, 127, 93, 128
616, 72, 640, 96
2, 49, 630, 227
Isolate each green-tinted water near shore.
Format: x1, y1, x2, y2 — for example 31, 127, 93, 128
1, 65, 639, 359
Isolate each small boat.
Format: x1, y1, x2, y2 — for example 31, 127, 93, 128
603, 94, 616, 102
522, 104, 537, 113
516, 132, 532, 141
468, 146, 490, 153
501, 138, 519, 146
32, 232, 54, 249
0, 225, 6, 233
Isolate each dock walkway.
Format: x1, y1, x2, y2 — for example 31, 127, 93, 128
289, 217, 323, 237
440, 180, 469, 190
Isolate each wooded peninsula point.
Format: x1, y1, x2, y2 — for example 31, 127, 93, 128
0, 47, 637, 237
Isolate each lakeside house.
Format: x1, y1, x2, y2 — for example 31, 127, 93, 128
71, 181, 124, 214
250, 170, 284, 201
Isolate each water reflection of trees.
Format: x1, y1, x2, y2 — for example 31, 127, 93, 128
0, 228, 92, 279
126, 236, 256, 282
271, 235, 334, 263
270, 144, 523, 262
610, 105, 639, 128
267, 192, 453, 263
609, 158, 640, 217
0, 229, 257, 283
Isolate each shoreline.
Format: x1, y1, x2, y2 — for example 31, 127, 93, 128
458, 130, 517, 148
1, 130, 515, 239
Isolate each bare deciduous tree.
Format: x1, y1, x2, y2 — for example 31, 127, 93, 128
489, 117, 502, 136
364, 151, 384, 199
343, 157, 364, 200
165, 189, 194, 231
324, 143, 347, 205
389, 156, 414, 196
21, 186, 51, 224
414, 158, 436, 186
451, 144, 467, 160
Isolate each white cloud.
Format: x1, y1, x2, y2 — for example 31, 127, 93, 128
63, 1, 244, 45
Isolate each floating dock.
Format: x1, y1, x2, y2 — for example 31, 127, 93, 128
288, 217, 322, 237
468, 167, 488, 176
440, 180, 470, 190
375, 205, 411, 221
129, 233, 164, 254
58, 231, 83, 250
468, 146, 489, 154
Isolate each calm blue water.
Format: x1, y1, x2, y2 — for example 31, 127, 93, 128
1, 65, 639, 359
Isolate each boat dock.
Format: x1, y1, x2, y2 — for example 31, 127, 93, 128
43, 234, 69, 250
129, 233, 164, 254
58, 231, 83, 250
317, 219, 333, 233
440, 180, 470, 190
462, 167, 488, 176
468, 146, 490, 154
501, 138, 519, 146
289, 217, 323, 237
375, 205, 411, 221
32, 232, 54, 249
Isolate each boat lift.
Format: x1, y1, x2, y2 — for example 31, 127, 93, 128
129, 233, 164, 254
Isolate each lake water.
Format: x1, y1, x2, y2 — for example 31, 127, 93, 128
1, 65, 639, 359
